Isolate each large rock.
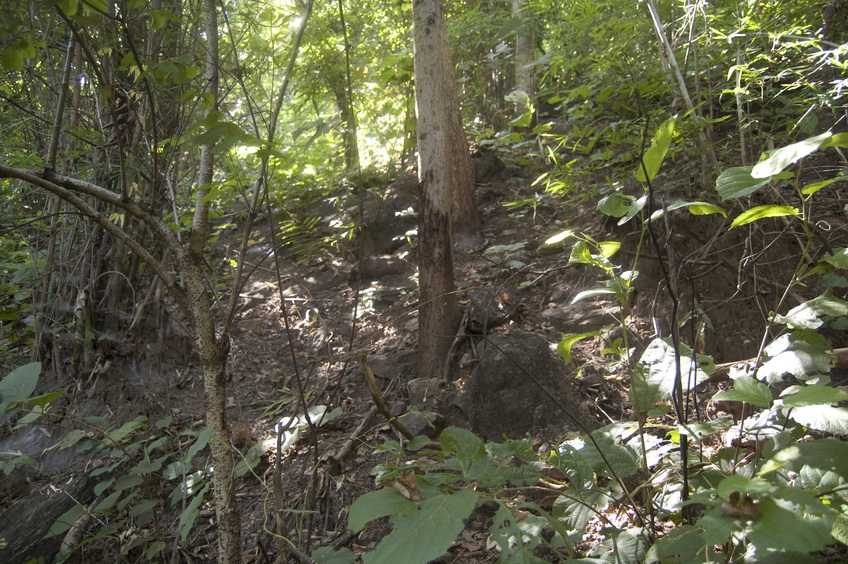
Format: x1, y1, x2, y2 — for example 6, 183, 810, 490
456, 330, 596, 439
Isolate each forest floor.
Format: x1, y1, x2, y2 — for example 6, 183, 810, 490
4, 152, 848, 563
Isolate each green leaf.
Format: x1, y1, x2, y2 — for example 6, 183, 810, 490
597, 193, 633, 217
146, 541, 166, 559
802, 176, 847, 196
749, 497, 833, 554
598, 241, 620, 258
716, 166, 770, 200
636, 117, 676, 183
556, 331, 601, 364
760, 438, 848, 479
363, 489, 479, 564
637, 338, 713, 401
571, 288, 616, 303
712, 375, 772, 407
349, 488, 415, 532
646, 525, 710, 564
716, 475, 773, 501
178, 483, 208, 542
311, 546, 356, 564
128, 499, 158, 525
758, 331, 834, 383
23, 390, 65, 408
44, 504, 85, 539
772, 290, 848, 329
751, 132, 832, 179
781, 385, 848, 407
94, 491, 122, 513
730, 205, 798, 229
1, 49, 25, 71
822, 248, 848, 269
0, 362, 40, 413
439, 427, 492, 481
787, 405, 848, 434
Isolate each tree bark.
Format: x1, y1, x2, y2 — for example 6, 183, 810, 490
512, 0, 535, 117
412, 0, 468, 378
412, 0, 479, 240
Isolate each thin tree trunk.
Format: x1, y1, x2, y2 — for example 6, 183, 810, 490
512, 0, 534, 118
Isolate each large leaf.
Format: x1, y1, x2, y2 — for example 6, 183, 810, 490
637, 338, 713, 400
636, 117, 676, 183
787, 405, 848, 434
760, 437, 848, 479
712, 375, 772, 408
772, 289, 848, 330
749, 498, 833, 554
758, 331, 834, 383
557, 331, 602, 365
349, 488, 416, 532
363, 489, 479, 564
716, 166, 770, 200
780, 384, 848, 407
646, 525, 710, 564
0, 362, 41, 413
751, 132, 832, 178
729, 205, 798, 229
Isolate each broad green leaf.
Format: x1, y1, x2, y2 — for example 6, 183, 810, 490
781, 384, 848, 407
716, 166, 770, 200
128, 499, 158, 525
439, 427, 492, 481
0, 362, 41, 413
552, 488, 608, 533
582, 425, 641, 478
758, 331, 834, 383
730, 205, 798, 229
146, 541, 166, 560
822, 248, 848, 269
802, 176, 847, 196
94, 491, 122, 513
618, 195, 648, 225
716, 475, 773, 501
23, 390, 65, 408
557, 331, 601, 364
821, 132, 848, 148
597, 193, 633, 217
44, 504, 85, 539
787, 405, 848, 434
712, 375, 772, 407
749, 498, 833, 554
178, 484, 209, 542
760, 438, 848, 478
629, 363, 664, 416
349, 488, 416, 532
363, 489, 479, 564
311, 546, 356, 564
636, 117, 676, 183
637, 338, 713, 402
772, 289, 848, 329
598, 241, 620, 258
646, 525, 710, 564
751, 132, 832, 178
186, 425, 214, 462
1, 49, 24, 71
833, 513, 848, 546
544, 229, 574, 246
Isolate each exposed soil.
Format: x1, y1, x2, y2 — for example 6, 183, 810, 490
3, 154, 848, 563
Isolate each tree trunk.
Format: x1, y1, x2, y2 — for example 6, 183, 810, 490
412, 0, 468, 378
512, 0, 534, 117
412, 0, 479, 240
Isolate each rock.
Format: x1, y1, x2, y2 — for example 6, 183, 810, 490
456, 330, 597, 439
353, 255, 411, 280
407, 377, 440, 407
398, 410, 442, 438
540, 300, 619, 333
353, 174, 419, 256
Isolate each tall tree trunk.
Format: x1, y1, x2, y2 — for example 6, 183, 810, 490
512, 0, 534, 117
412, 0, 468, 379
412, 0, 479, 240
192, 1, 242, 561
